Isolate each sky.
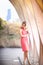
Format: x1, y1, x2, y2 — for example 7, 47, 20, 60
0, 0, 20, 23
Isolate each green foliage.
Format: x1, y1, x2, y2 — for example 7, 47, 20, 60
0, 18, 3, 30
0, 18, 7, 30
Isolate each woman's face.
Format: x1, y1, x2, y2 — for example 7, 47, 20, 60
22, 24, 26, 28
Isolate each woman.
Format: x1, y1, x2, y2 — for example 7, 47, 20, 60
20, 21, 31, 65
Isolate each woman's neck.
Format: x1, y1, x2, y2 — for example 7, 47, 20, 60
21, 26, 27, 30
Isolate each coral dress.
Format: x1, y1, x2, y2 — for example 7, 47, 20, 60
21, 28, 29, 51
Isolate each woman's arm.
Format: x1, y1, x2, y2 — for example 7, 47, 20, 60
26, 29, 29, 34
20, 29, 27, 37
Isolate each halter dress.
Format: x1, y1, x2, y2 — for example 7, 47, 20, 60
21, 28, 29, 51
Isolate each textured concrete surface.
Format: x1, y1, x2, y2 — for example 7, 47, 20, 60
0, 48, 39, 65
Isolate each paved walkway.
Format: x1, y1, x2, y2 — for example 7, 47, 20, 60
0, 48, 39, 65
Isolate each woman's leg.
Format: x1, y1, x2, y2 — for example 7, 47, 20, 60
23, 51, 27, 65
24, 52, 27, 62
23, 51, 28, 65
26, 51, 31, 65
23, 51, 31, 65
